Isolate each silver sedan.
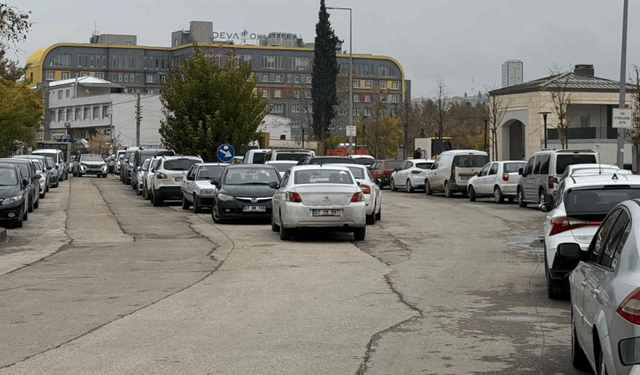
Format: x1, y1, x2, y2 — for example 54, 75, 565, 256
271, 165, 367, 241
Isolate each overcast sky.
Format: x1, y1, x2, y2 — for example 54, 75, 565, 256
11, 0, 640, 99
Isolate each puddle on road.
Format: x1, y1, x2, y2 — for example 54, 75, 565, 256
486, 314, 548, 323
509, 229, 544, 256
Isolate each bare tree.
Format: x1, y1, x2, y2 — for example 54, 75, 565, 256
485, 87, 510, 160
544, 66, 573, 149
627, 66, 640, 170
434, 79, 451, 141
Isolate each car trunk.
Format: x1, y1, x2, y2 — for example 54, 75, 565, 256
295, 185, 355, 206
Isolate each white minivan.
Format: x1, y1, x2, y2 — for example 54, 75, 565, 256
32, 149, 67, 181
425, 150, 489, 197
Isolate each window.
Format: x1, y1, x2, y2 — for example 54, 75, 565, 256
365, 80, 372, 88
160, 74, 166, 83
102, 56, 106, 68
144, 56, 147, 69
380, 81, 387, 89
275, 74, 282, 83
262, 74, 268, 82
90, 55, 94, 67
46, 71, 55, 80
75, 108, 81, 121
364, 95, 371, 103
65, 89, 70, 98
62, 71, 70, 80
294, 90, 301, 98
591, 209, 622, 262
262, 55, 284, 69
57, 110, 62, 122
293, 75, 299, 84
274, 89, 282, 98
262, 89, 270, 98
379, 65, 391, 77
290, 57, 310, 70
84, 107, 90, 120
600, 210, 630, 268
305, 91, 311, 98
292, 104, 301, 113
353, 94, 360, 103
58, 90, 63, 100
119, 73, 123, 82
489, 163, 499, 175
66, 109, 72, 121
478, 164, 491, 177
389, 94, 401, 103
539, 154, 550, 174
124, 74, 129, 82
270, 104, 284, 114
532, 155, 542, 174
363, 108, 371, 116
146, 74, 154, 83
136, 74, 140, 83
392, 81, 400, 90
581, 116, 590, 128
93, 106, 99, 119
50, 110, 56, 122
353, 81, 360, 89
78, 55, 83, 67
131, 57, 135, 69
103, 106, 110, 118
95, 72, 104, 79
85, 55, 89, 67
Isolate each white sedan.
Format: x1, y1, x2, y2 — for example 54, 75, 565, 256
271, 165, 367, 241
335, 163, 381, 224
390, 158, 434, 193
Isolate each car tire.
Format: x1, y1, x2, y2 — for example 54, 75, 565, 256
444, 182, 453, 198
538, 189, 546, 206
545, 253, 567, 300
102, 174, 107, 178
425, 180, 433, 195
406, 179, 414, 193
181, 195, 190, 210
517, 189, 527, 208
212, 204, 225, 224
391, 178, 397, 191
494, 186, 504, 204
142, 184, 149, 200
22, 204, 28, 222
279, 224, 292, 240
193, 194, 202, 213
136, 185, 142, 195
152, 189, 162, 207
571, 310, 590, 370
53, 181, 59, 188
14, 209, 25, 228
34, 197, 39, 209
375, 208, 381, 221
597, 348, 608, 375
271, 215, 280, 232
353, 226, 366, 241
366, 212, 375, 225
40, 191, 45, 199
468, 186, 476, 201
77, 173, 83, 178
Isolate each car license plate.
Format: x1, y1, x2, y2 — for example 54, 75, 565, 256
312, 209, 341, 216
243, 205, 266, 212
174, 177, 183, 182
459, 175, 470, 181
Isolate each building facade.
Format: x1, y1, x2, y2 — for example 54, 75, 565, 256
501, 60, 523, 88
26, 21, 408, 145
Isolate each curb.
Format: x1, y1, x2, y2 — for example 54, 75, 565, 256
0, 228, 6, 243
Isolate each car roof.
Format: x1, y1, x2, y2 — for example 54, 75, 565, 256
290, 165, 354, 172
563, 172, 640, 189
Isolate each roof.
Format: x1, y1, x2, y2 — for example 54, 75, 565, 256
48, 76, 122, 89
565, 172, 640, 188
490, 72, 635, 96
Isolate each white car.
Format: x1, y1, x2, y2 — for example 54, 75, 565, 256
181, 162, 228, 213
543, 172, 640, 299
134, 158, 150, 196
265, 160, 298, 178
149, 155, 203, 206
141, 156, 161, 200
271, 165, 367, 241
390, 159, 434, 193
336, 163, 381, 224
467, 160, 527, 203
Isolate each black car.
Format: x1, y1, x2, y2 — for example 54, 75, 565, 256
72, 154, 108, 177
0, 163, 30, 228
211, 164, 280, 223
0, 158, 41, 212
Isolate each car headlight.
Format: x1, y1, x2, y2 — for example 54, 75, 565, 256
217, 193, 235, 201
101, 165, 107, 172
2, 195, 22, 205
201, 188, 214, 195
80, 164, 87, 171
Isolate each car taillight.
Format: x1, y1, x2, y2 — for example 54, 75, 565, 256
548, 176, 555, 189
502, 172, 509, 182
548, 217, 602, 236
451, 166, 455, 179
617, 287, 640, 325
360, 184, 371, 194
351, 192, 364, 202
156, 172, 168, 180
411, 170, 422, 174
286, 192, 302, 202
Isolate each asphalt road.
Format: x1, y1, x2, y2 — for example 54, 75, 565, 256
0, 175, 592, 374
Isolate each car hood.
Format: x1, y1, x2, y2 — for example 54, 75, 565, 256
194, 180, 216, 188
0, 184, 22, 198
220, 184, 277, 197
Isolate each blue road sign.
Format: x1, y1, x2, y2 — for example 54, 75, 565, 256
217, 144, 235, 162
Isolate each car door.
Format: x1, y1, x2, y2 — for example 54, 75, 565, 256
428, 156, 444, 190
484, 163, 499, 195
521, 155, 537, 201
473, 163, 491, 195
182, 165, 197, 201
272, 169, 291, 223
395, 161, 409, 188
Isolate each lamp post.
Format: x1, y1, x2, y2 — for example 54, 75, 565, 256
483, 119, 488, 154
327, 6, 352, 155
539, 111, 550, 150
617, 0, 629, 168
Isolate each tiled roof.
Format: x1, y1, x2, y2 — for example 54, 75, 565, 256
490, 72, 634, 96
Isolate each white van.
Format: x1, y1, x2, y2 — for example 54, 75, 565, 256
32, 149, 67, 180
242, 149, 270, 164
425, 150, 489, 197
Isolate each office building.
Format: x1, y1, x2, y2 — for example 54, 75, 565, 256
502, 60, 523, 87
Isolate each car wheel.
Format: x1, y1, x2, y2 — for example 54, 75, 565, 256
152, 189, 162, 207
571, 310, 590, 370
103, 174, 107, 178
193, 194, 202, 213
494, 186, 504, 204
34, 197, 39, 209
444, 182, 453, 198
538, 190, 546, 206
136, 185, 142, 195
375, 208, 381, 221
279, 224, 292, 240
598, 348, 608, 375
390, 178, 397, 191
14, 209, 25, 228
271, 214, 280, 232
77, 173, 83, 178
142, 184, 148, 200
181, 195, 190, 210
406, 179, 414, 193
545, 252, 567, 300
28, 197, 34, 213
53, 181, 59, 188
353, 226, 366, 241
425, 180, 433, 195
517, 189, 527, 208
468, 186, 476, 202
212, 204, 225, 224
366, 212, 375, 225
40, 191, 45, 199
22, 203, 28, 222
72, 171, 77, 177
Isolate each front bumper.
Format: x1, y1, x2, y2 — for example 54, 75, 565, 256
0, 200, 24, 223
216, 199, 273, 220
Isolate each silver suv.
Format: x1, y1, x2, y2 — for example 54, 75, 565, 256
149, 155, 203, 206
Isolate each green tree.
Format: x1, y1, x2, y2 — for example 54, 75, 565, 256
311, 0, 341, 150
0, 79, 42, 156
159, 48, 268, 162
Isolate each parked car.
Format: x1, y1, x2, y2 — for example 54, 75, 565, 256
467, 160, 527, 203
32, 149, 68, 181
113, 149, 126, 175
72, 154, 108, 178
119, 147, 140, 184
517, 149, 599, 208
210, 164, 280, 223
149, 155, 203, 206
242, 148, 270, 164
13, 154, 57, 190
265, 160, 298, 178
130, 148, 175, 192
264, 149, 315, 163
425, 150, 489, 197
544, 172, 640, 299
297, 156, 357, 165
370, 159, 403, 189
559, 163, 627, 183
336, 163, 381, 224
0, 158, 41, 213
560, 198, 640, 374
134, 159, 151, 196
271, 165, 367, 241
389, 158, 434, 193
349, 154, 375, 167
0, 163, 29, 228
30, 159, 49, 199
181, 162, 228, 213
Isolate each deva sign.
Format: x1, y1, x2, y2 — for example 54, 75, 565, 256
213, 31, 269, 41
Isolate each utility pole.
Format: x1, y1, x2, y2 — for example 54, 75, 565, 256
617, 0, 629, 168
135, 92, 142, 147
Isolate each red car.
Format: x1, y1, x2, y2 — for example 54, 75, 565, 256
370, 159, 403, 189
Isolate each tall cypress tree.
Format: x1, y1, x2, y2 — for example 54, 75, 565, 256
311, 0, 341, 146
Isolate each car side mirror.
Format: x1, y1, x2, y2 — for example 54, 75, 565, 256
34, 173, 42, 179
268, 181, 279, 189
186, 175, 194, 181
22, 178, 29, 187
557, 243, 584, 260
211, 178, 221, 188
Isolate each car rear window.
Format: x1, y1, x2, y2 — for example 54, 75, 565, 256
164, 159, 200, 171
415, 162, 432, 169
275, 153, 309, 161
453, 155, 489, 168
252, 153, 267, 164
565, 188, 640, 216
556, 154, 597, 175
294, 169, 354, 184
384, 161, 402, 169
353, 157, 375, 165
504, 162, 527, 173
344, 166, 365, 179
309, 158, 356, 164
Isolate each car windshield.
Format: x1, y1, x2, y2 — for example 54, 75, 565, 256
344, 166, 365, 179
81, 155, 103, 162
0, 167, 18, 185
252, 153, 267, 164
556, 154, 597, 175
32, 161, 43, 172
197, 166, 226, 180
565, 188, 640, 216
504, 162, 527, 173
453, 155, 489, 168
45, 158, 55, 168
270, 162, 297, 173
384, 161, 402, 170
224, 167, 279, 185
294, 169, 355, 185
164, 159, 200, 171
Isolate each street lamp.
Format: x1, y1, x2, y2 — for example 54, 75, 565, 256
483, 119, 488, 154
326, 6, 352, 155
539, 111, 550, 150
